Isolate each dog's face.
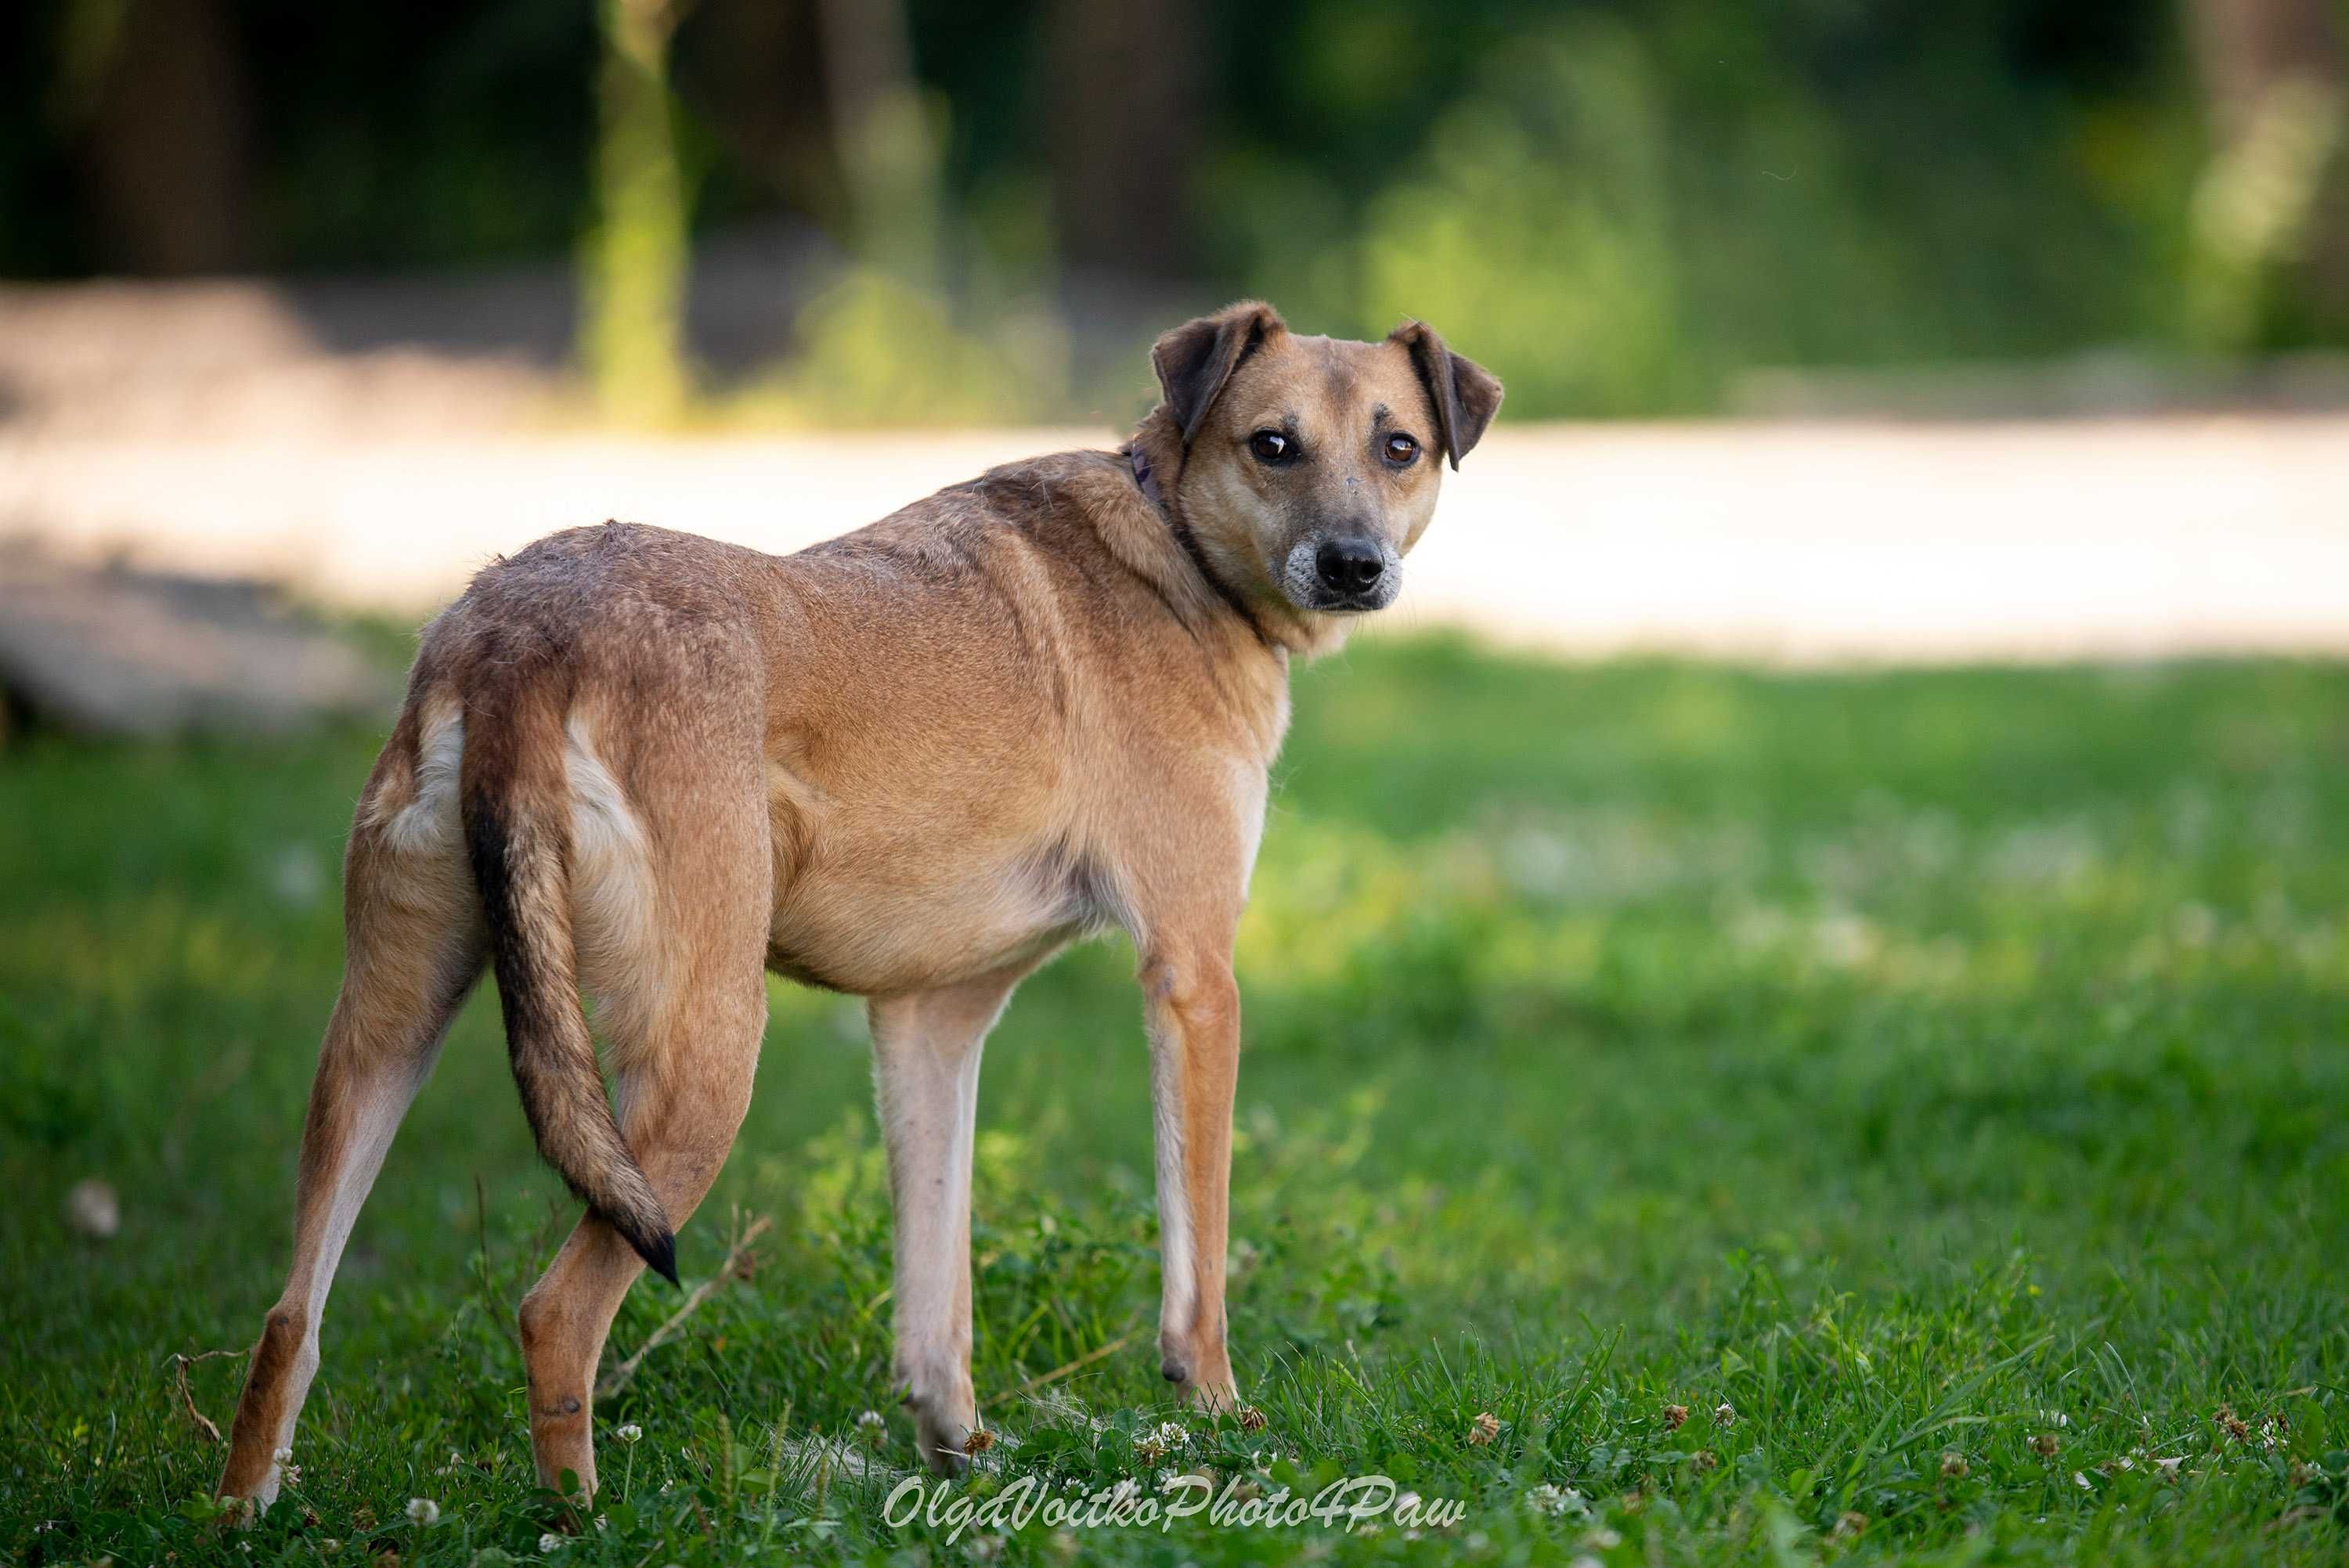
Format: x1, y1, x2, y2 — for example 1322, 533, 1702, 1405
1149, 302, 1502, 619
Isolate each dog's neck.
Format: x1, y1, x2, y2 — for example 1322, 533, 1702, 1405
1120, 417, 1348, 663
1126, 432, 1272, 651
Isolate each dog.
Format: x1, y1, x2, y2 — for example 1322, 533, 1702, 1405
215, 301, 1500, 1504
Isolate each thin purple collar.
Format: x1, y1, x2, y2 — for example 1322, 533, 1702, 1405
1130, 445, 1167, 511
1126, 442, 1275, 651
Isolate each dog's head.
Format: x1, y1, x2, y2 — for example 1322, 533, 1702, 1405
1143, 301, 1502, 624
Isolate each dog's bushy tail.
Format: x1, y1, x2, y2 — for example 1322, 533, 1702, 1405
458, 677, 677, 1285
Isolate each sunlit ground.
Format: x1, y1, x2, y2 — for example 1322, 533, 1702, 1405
8, 415, 2349, 663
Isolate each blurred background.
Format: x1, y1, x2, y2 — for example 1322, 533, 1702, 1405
3, 0, 2349, 672
11, 0, 2349, 413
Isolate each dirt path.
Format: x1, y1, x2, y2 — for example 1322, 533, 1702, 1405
5, 416, 2346, 663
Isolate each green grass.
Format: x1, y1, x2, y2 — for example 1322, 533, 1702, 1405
7, 637, 2349, 1565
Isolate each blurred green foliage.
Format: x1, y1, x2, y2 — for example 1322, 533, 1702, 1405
5, 0, 2346, 416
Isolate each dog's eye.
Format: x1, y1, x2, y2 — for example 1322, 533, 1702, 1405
1248, 431, 1293, 463
1383, 433, 1420, 466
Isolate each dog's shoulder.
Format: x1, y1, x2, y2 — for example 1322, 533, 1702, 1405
964, 448, 1135, 524
788, 447, 1163, 608
805, 449, 1131, 550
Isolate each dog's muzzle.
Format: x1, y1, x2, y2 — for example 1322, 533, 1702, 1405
1283, 533, 1400, 613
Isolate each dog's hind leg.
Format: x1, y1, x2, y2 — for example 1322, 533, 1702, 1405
511, 719, 770, 1505
511, 971, 765, 1502
218, 705, 485, 1511
870, 968, 1024, 1475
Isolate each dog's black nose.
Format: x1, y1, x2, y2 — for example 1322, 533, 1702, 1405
1315, 536, 1385, 594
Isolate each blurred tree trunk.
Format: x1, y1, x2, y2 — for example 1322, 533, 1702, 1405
68, 0, 255, 273
814, 0, 941, 285
1044, 0, 1199, 280
583, 0, 693, 420
2182, 0, 2349, 341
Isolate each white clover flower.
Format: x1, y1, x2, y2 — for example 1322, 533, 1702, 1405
1134, 1435, 1167, 1462
404, 1498, 439, 1526
539, 1532, 565, 1553
856, 1409, 886, 1433
272, 1447, 293, 1464
1154, 1419, 1190, 1450
615, 1423, 643, 1445
1523, 1483, 1586, 1518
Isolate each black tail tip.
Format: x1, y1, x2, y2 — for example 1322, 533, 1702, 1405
642, 1230, 680, 1288
617, 1220, 680, 1287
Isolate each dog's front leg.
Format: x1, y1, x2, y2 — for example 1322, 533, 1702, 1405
871, 971, 1022, 1476
1140, 946, 1243, 1411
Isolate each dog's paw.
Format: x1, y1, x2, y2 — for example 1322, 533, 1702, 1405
902, 1374, 979, 1479
911, 1409, 975, 1478
1160, 1332, 1239, 1414
212, 1451, 283, 1529
214, 1494, 264, 1533
1177, 1375, 1242, 1415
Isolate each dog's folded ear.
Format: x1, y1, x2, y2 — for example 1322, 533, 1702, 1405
1389, 320, 1504, 470
1153, 301, 1286, 447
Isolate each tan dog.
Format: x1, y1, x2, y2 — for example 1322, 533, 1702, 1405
215, 301, 1500, 1503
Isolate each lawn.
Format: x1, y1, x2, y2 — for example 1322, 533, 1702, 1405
5, 637, 2349, 1565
